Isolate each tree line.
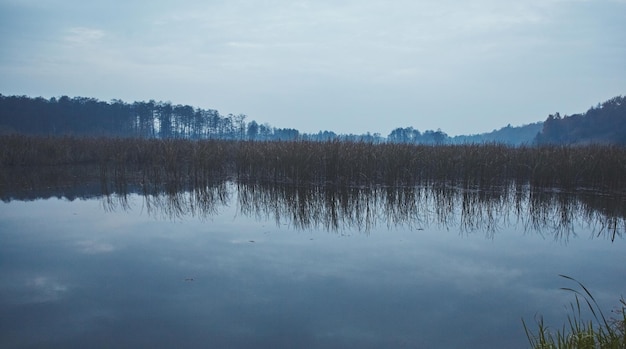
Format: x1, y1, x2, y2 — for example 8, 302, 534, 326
0, 94, 453, 143
1, 93, 624, 145
0, 95, 304, 141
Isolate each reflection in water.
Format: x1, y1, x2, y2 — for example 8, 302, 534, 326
2, 165, 626, 349
138, 182, 231, 219
240, 183, 626, 240
114, 181, 623, 241
2, 165, 624, 240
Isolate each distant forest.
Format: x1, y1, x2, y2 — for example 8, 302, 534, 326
0, 94, 624, 145
534, 95, 626, 145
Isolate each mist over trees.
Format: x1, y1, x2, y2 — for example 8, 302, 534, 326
1, 94, 623, 145
450, 122, 543, 146
387, 127, 448, 145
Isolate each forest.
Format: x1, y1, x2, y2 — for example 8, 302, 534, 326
0, 94, 385, 142
0, 94, 624, 145
0, 94, 489, 143
534, 95, 626, 145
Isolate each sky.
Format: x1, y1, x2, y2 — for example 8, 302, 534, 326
0, 0, 625, 136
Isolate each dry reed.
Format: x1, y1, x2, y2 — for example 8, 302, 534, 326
1, 135, 625, 193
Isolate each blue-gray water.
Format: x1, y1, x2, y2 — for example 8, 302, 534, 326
1, 188, 625, 348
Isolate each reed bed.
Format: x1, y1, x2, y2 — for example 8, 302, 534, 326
2, 135, 626, 193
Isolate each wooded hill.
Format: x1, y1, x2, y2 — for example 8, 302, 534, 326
535, 95, 626, 145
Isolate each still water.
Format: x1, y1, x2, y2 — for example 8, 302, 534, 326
1, 184, 625, 348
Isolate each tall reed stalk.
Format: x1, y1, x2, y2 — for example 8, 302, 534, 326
523, 275, 626, 349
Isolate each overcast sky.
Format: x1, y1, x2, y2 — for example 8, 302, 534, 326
1, 0, 624, 136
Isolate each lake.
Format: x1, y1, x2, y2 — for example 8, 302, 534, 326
1, 182, 625, 348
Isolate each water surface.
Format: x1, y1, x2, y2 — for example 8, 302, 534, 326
1, 185, 625, 348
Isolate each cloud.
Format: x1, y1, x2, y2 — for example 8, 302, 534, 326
63, 27, 105, 45
25, 276, 69, 303
75, 240, 115, 254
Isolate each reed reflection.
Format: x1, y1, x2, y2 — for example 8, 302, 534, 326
232, 182, 624, 240
526, 189, 626, 242
104, 181, 622, 241
237, 183, 621, 239
136, 182, 231, 220
2, 165, 624, 241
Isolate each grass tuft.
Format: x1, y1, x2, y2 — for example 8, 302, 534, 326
523, 275, 626, 349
